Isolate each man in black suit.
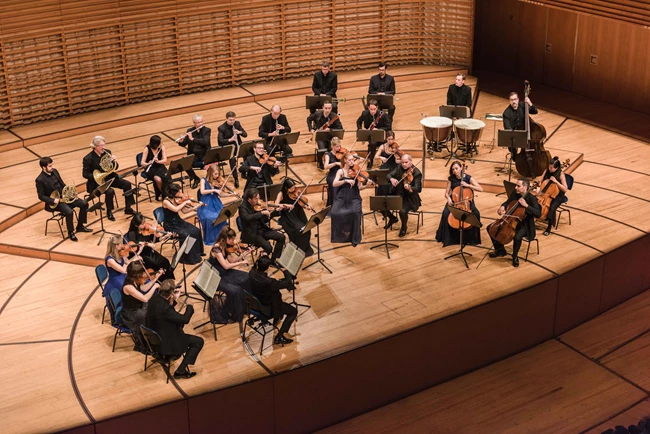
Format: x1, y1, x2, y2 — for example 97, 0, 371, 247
306, 101, 343, 168
502, 92, 538, 155
446, 73, 472, 112
239, 141, 282, 190
249, 255, 297, 346
239, 188, 285, 261
177, 114, 212, 189
368, 62, 396, 120
217, 111, 248, 189
311, 61, 338, 114
145, 280, 204, 379
488, 178, 541, 267
82, 135, 135, 221
258, 105, 293, 156
36, 156, 91, 242
357, 99, 392, 169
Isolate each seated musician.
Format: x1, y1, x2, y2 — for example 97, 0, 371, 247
177, 114, 211, 190
357, 99, 392, 169
275, 178, 314, 257
323, 137, 343, 207
82, 136, 135, 221
311, 61, 338, 114
435, 160, 483, 247
306, 101, 343, 169
536, 156, 569, 236
386, 154, 422, 237
141, 135, 171, 201
447, 73, 472, 111
240, 141, 282, 190
249, 255, 297, 346
258, 105, 293, 157
489, 178, 541, 267
36, 156, 91, 242
502, 92, 538, 155
368, 62, 396, 120
217, 111, 247, 189
239, 188, 286, 263
374, 132, 401, 224
126, 212, 175, 281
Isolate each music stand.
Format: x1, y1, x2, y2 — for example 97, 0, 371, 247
306, 95, 333, 111
277, 242, 310, 317
171, 236, 202, 301
503, 180, 517, 197
256, 183, 283, 204
204, 145, 235, 166
212, 199, 242, 228
122, 168, 143, 215
302, 206, 332, 273
313, 129, 344, 143
439, 105, 470, 119
168, 154, 196, 189
367, 94, 394, 111
89, 178, 116, 245
483, 113, 503, 152
365, 169, 390, 225
498, 130, 527, 183
369, 196, 402, 259
238, 139, 258, 160
444, 205, 481, 268
356, 129, 386, 144
270, 131, 302, 183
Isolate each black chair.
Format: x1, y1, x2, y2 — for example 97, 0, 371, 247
235, 216, 262, 264
45, 211, 67, 239
242, 290, 279, 355
153, 206, 179, 254
555, 173, 574, 229
95, 264, 109, 324
108, 288, 134, 352
140, 325, 181, 384
136, 152, 154, 203
522, 237, 539, 262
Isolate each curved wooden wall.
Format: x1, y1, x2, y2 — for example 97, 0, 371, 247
0, 0, 474, 128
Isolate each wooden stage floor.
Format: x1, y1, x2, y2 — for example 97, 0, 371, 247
1, 65, 649, 433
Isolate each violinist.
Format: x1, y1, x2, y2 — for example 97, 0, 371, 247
103, 235, 137, 313
324, 137, 343, 207
306, 101, 342, 168
207, 227, 249, 325
258, 105, 293, 157
140, 135, 171, 201
330, 153, 368, 247
374, 132, 400, 223
240, 141, 282, 190
177, 114, 211, 190
275, 178, 315, 257
126, 212, 175, 281
386, 154, 423, 237
162, 183, 205, 264
435, 160, 483, 247
122, 261, 164, 353
357, 99, 392, 169
198, 164, 237, 245
238, 188, 286, 263
536, 156, 569, 236
502, 92, 538, 155
488, 178, 541, 267
217, 111, 247, 189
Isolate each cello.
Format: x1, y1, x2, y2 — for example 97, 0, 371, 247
514, 81, 551, 178
487, 190, 531, 246
535, 158, 570, 221
447, 164, 473, 230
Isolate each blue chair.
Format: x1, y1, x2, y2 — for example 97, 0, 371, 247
242, 290, 280, 355
95, 264, 109, 324
136, 152, 154, 203
153, 206, 179, 254
140, 325, 180, 383
555, 173, 574, 229
108, 289, 133, 352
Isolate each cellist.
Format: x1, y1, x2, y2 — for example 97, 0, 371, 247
536, 156, 569, 236
488, 179, 541, 267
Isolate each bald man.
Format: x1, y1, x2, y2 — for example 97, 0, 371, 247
258, 105, 293, 157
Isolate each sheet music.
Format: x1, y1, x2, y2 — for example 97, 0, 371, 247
193, 261, 221, 299
278, 242, 305, 276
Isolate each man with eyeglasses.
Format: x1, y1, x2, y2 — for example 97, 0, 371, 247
502, 92, 538, 155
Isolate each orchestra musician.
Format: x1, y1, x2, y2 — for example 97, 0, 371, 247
311, 61, 338, 114
126, 212, 175, 281
275, 178, 314, 257
435, 160, 483, 247
306, 101, 343, 169
258, 105, 293, 157
162, 183, 205, 264
536, 156, 569, 236
198, 164, 236, 245
374, 131, 400, 224
368, 62, 396, 120
141, 135, 171, 201
387, 154, 422, 237
447, 73, 472, 110
239, 188, 286, 263
330, 153, 368, 247
36, 156, 91, 242
502, 92, 538, 155
239, 141, 282, 190
323, 137, 343, 207
357, 99, 392, 169
82, 136, 136, 221
177, 114, 211, 190
217, 111, 247, 189
488, 178, 541, 267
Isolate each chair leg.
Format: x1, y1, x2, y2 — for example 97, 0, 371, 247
535, 239, 540, 255
213, 322, 217, 341
102, 305, 107, 324
112, 330, 118, 352
525, 241, 531, 262
57, 217, 65, 239
144, 354, 148, 371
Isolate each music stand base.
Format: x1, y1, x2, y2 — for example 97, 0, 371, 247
444, 249, 473, 269
302, 258, 332, 273
290, 289, 311, 321
301, 223, 332, 274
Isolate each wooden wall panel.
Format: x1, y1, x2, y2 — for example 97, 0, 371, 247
515, 2, 546, 83
522, 0, 650, 27
543, 8, 577, 91
473, 0, 519, 75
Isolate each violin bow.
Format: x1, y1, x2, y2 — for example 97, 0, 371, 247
394, 158, 423, 187
386, 134, 411, 162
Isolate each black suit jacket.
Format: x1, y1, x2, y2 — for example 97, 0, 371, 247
238, 200, 277, 244
217, 121, 248, 147
356, 110, 392, 130
239, 154, 279, 190
312, 70, 338, 96
82, 149, 118, 192
179, 125, 212, 155
387, 165, 423, 209
145, 293, 195, 356
368, 74, 396, 95
35, 169, 66, 208
258, 113, 291, 143
500, 190, 542, 240
306, 110, 343, 131
502, 105, 538, 131
446, 84, 472, 108
249, 267, 294, 319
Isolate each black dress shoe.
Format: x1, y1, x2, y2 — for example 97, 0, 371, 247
399, 230, 406, 238
234, 179, 240, 189
489, 250, 507, 258
274, 335, 293, 345
106, 212, 116, 221
512, 256, 520, 267
190, 179, 199, 189
173, 370, 197, 379
124, 207, 135, 215
383, 216, 398, 230
76, 225, 92, 233
543, 230, 551, 236
69, 232, 78, 242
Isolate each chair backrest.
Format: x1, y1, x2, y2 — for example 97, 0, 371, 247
153, 207, 165, 225
108, 289, 124, 325
136, 152, 143, 168
236, 216, 243, 232
95, 264, 109, 291
140, 324, 162, 354
565, 173, 574, 190
244, 290, 271, 318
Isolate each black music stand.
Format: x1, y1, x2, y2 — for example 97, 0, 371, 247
313, 129, 345, 164
238, 140, 258, 160
171, 236, 202, 302
440, 105, 470, 119
503, 180, 517, 197
444, 205, 481, 269
356, 129, 386, 144
306, 95, 333, 111
270, 131, 302, 183
89, 178, 116, 245
277, 242, 310, 317
498, 130, 527, 183
369, 196, 402, 259
123, 168, 143, 215
256, 183, 283, 204
168, 154, 196, 189
204, 145, 235, 166
302, 206, 332, 273
367, 94, 394, 111
212, 199, 242, 228
365, 169, 390, 226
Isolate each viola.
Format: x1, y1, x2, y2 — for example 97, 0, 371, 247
487, 192, 531, 246
447, 165, 473, 230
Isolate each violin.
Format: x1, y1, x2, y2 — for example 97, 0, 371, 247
141, 222, 169, 237
118, 241, 139, 257
258, 152, 278, 166
389, 141, 404, 159
214, 174, 238, 196
487, 191, 531, 246
322, 146, 349, 166
288, 187, 316, 212
252, 201, 282, 212
348, 164, 376, 186
176, 195, 205, 207
226, 241, 251, 256
447, 165, 473, 230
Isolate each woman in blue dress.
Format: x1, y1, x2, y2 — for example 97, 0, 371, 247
162, 183, 205, 264
197, 164, 236, 245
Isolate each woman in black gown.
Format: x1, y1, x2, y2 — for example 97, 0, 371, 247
162, 183, 204, 264
126, 212, 175, 281
323, 137, 343, 207
121, 261, 163, 352
141, 135, 171, 200
535, 156, 569, 236
435, 160, 483, 247
374, 131, 400, 222
276, 178, 314, 256
208, 227, 249, 324
330, 153, 368, 247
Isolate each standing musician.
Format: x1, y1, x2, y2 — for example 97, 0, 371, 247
330, 153, 368, 247
447, 73, 472, 110
311, 61, 338, 114
258, 105, 293, 157
217, 111, 247, 189
386, 154, 422, 237
435, 160, 483, 247
239, 188, 286, 263
177, 114, 211, 190
323, 137, 343, 207
36, 157, 91, 242
368, 62, 396, 120
502, 92, 538, 155
141, 135, 171, 201
275, 178, 314, 257
535, 156, 569, 236
82, 136, 136, 221
488, 178, 541, 267
306, 101, 343, 169
357, 99, 392, 169
240, 141, 282, 190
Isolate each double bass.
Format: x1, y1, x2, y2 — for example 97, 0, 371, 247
514, 81, 551, 178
